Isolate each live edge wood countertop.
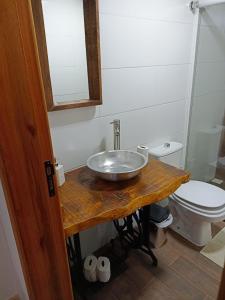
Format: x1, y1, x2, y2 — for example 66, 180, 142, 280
59, 159, 190, 238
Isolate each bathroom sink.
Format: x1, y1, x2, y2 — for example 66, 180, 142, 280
87, 150, 148, 182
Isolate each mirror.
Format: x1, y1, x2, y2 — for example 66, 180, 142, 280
42, 0, 90, 104
31, 0, 102, 111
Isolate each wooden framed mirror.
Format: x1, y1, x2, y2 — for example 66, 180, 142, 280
31, 0, 102, 111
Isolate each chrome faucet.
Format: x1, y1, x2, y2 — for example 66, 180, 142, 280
110, 119, 120, 150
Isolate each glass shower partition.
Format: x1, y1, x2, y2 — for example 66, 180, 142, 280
186, 3, 225, 189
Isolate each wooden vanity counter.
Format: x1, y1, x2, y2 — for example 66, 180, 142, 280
59, 159, 190, 238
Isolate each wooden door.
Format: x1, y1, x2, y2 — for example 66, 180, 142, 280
0, 0, 73, 299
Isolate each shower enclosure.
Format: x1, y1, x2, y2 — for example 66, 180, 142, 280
186, 1, 225, 189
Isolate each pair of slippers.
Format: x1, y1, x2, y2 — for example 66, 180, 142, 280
83, 255, 111, 283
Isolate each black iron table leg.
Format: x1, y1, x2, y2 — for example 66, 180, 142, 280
67, 234, 83, 272
74, 233, 83, 273
142, 205, 158, 266
112, 206, 158, 266
67, 234, 88, 300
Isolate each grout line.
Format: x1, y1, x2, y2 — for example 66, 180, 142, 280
62, 96, 187, 172
95, 98, 186, 119
99, 12, 194, 26
102, 63, 191, 71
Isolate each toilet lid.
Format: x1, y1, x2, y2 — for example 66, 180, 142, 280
174, 180, 225, 208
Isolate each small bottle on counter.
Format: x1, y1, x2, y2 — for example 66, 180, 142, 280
55, 160, 65, 187
137, 145, 149, 161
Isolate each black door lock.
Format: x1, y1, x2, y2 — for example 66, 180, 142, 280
44, 160, 55, 197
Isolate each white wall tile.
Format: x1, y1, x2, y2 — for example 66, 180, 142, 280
100, 65, 189, 116
100, 100, 186, 152
0, 219, 18, 300
48, 106, 100, 127
100, 14, 193, 68
99, 0, 194, 24
50, 100, 186, 172
49, 108, 101, 171
0, 182, 28, 300
50, 119, 103, 171
48, 0, 194, 254
80, 222, 117, 257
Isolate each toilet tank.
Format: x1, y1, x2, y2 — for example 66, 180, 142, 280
148, 142, 184, 168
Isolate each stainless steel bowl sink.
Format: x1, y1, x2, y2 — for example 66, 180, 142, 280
87, 150, 148, 181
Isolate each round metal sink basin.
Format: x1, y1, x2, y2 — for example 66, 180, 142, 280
87, 150, 148, 182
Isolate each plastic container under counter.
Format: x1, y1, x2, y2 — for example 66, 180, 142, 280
148, 204, 173, 248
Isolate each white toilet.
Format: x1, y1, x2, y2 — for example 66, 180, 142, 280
148, 142, 225, 246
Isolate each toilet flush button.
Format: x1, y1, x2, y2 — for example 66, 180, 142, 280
164, 143, 170, 148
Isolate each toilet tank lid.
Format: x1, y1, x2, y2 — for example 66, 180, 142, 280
148, 142, 183, 157
174, 180, 225, 208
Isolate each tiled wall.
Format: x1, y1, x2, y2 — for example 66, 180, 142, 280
48, 0, 195, 256
0, 182, 28, 300
186, 4, 225, 181
0, 217, 18, 300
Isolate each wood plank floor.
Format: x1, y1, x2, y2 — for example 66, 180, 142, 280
91, 223, 224, 300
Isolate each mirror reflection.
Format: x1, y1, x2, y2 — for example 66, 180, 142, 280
41, 0, 89, 104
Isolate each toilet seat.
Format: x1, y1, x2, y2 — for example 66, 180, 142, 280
173, 180, 225, 209
170, 180, 225, 218
171, 194, 225, 217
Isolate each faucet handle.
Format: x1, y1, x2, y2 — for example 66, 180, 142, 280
110, 120, 120, 150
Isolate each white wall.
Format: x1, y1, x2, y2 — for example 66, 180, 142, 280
48, 0, 195, 256
42, 0, 89, 103
0, 182, 28, 300
186, 4, 225, 181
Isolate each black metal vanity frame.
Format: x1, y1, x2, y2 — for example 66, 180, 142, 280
66, 204, 157, 299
